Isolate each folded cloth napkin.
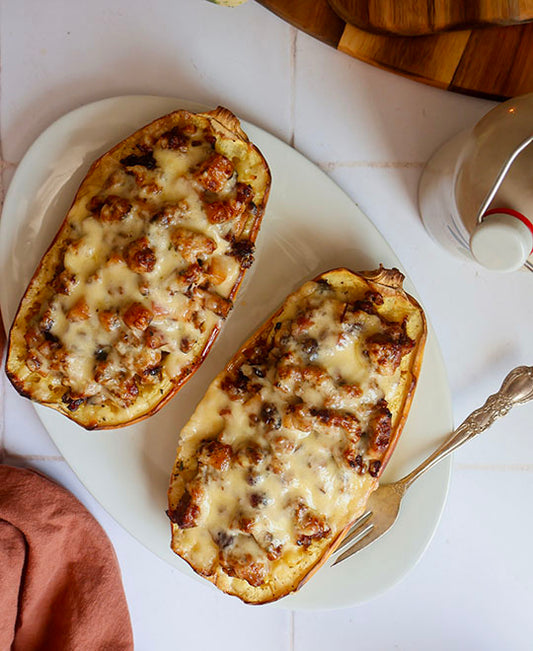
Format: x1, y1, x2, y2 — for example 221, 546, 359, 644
0, 465, 134, 650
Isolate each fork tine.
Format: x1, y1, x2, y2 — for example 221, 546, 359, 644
333, 510, 373, 554
331, 525, 380, 566
331, 523, 374, 566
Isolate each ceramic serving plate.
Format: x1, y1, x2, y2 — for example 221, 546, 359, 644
0, 95, 452, 609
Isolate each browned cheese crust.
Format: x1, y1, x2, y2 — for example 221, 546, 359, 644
6, 107, 271, 429
167, 266, 426, 603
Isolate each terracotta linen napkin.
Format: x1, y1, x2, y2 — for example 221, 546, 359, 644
0, 465, 134, 650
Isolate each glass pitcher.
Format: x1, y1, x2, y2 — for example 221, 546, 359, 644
418, 93, 533, 273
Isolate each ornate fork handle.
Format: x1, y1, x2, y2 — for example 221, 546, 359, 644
399, 365, 533, 491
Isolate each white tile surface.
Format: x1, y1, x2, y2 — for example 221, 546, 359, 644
1, 0, 533, 649
3, 382, 62, 457
0, 0, 293, 162
293, 468, 533, 651
293, 30, 495, 164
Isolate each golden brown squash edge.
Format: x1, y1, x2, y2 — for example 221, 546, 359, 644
5, 107, 272, 429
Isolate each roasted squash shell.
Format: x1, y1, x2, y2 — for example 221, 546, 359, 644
167, 266, 426, 604
6, 107, 271, 429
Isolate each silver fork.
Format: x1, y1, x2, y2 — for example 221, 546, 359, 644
332, 365, 533, 566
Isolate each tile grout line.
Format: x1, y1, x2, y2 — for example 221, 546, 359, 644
0, 37, 5, 462
456, 462, 533, 472
319, 161, 425, 170
0, 36, 3, 209
0, 363, 5, 463
289, 26, 297, 148
289, 610, 295, 651
4, 452, 65, 463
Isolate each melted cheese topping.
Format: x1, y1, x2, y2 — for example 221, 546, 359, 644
168, 278, 416, 589
17, 112, 268, 422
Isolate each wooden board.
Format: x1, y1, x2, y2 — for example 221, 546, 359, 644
257, 0, 533, 100
328, 0, 533, 37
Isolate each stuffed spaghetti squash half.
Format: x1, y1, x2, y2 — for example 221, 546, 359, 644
6, 106, 271, 429
167, 266, 426, 603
